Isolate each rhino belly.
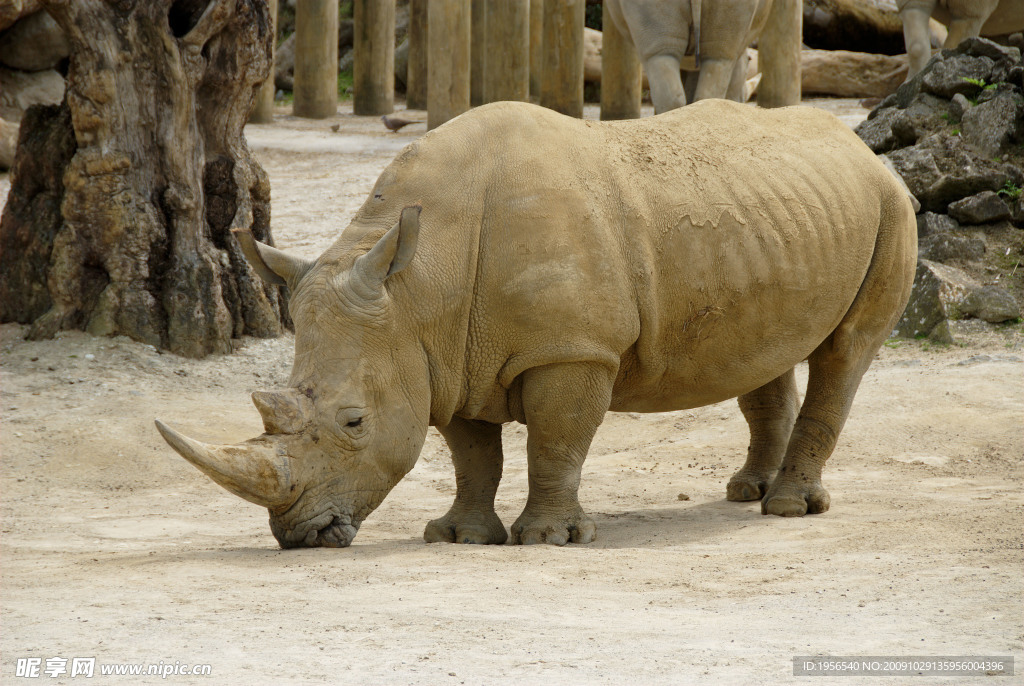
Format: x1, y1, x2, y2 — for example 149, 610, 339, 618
609, 205, 877, 412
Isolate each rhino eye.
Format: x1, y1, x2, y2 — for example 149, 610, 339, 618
336, 407, 366, 434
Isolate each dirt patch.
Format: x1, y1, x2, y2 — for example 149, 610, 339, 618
2, 101, 1022, 685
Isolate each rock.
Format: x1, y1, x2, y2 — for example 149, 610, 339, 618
894, 259, 979, 341
951, 37, 1021, 64
961, 286, 1021, 323
0, 0, 41, 32
0, 67, 64, 111
960, 89, 1024, 159
879, 154, 921, 212
920, 55, 994, 99
855, 108, 899, 152
0, 115, 17, 170
916, 211, 959, 237
800, 49, 908, 98
886, 134, 1012, 213
890, 92, 948, 146
947, 191, 1013, 224
948, 92, 970, 121
0, 11, 69, 72
917, 232, 985, 262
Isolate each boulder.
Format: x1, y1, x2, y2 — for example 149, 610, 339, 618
885, 134, 1014, 213
948, 92, 970, 121
960, 88, 1024, 159
915, 211, 959, 237
947, 191, 1013, 224
920, 54, 993, 99
889, 92, 948, 146
855, 108, 898, 152
0, 10, 69, 72
894, 259, 979, 341
0, 67, 64, 111
917, 232, 985, 262
0, 0, 41, 32
962, 286, 1021, 323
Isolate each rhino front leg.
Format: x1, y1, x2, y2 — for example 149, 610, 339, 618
727, 367, 800, 502
424, 417, 508, 544
511, 362, 614, 545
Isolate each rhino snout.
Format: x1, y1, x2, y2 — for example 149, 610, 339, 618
270, 510, 361, 549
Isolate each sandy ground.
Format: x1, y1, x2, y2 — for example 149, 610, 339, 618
1, 100, 1022, 685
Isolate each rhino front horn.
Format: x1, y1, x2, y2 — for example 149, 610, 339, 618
155, 420, 299, 511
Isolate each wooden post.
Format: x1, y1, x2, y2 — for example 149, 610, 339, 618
428, 0, 471, 130
354, 0, 395, 115
540, 0, 584, 118
470, 0, 486, 106
249, 0, 278, 123
758, 0, 802, 108
406, 0, 428, 109
529, 0, 543, 97
294, 0, 338, 119
600, 0, 641, 120
483, 0, 529, 103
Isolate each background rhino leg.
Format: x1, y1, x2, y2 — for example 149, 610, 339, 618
693, 57, 738, 101
900, 4, 936, 77
727, 368, 800, 502
424, 417, 508, 545
511, 362, 615, 545
643, 54, 688, 113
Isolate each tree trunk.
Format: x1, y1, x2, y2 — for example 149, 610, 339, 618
427, 0, 470, 130
540, 0, 584, 118
483, 0, 529, 103
293, 0, 338, 118
353, 0, 395, 116
470, 0, 486, 107
600, 0, 641, 120
406, 0, 428, 110
759, 0, 803, 108
249, 0, 278, 122
0, 0, 288, 358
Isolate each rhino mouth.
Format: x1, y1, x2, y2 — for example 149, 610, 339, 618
270, 510, 361, 549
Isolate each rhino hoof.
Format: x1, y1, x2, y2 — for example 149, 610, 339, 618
726, 474, 769, 502
761, 483, 831, 517
510, 512, 596, 546
423, 510, 507, 545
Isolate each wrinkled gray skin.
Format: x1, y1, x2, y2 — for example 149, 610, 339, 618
157, 100, 917, 549
899, 0, 1024, 76
604, 0, 772, 113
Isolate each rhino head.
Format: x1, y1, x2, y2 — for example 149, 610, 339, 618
156, 206, 429, 548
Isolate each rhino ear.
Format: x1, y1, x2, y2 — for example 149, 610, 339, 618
352, 205, 421, 294
232, 229, 313, 290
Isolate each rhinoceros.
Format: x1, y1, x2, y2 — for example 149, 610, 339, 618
156, 99, 916, 548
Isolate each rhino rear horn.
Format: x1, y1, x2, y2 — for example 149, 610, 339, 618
155, 420, 299, 511
232, 229, 313, 290
351, 205, 421, 296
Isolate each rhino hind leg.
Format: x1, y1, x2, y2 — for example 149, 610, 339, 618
510, 362, 615, 545
762, 198, 916, 517
424, 417, 508, 545
727, 368, 800, 502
